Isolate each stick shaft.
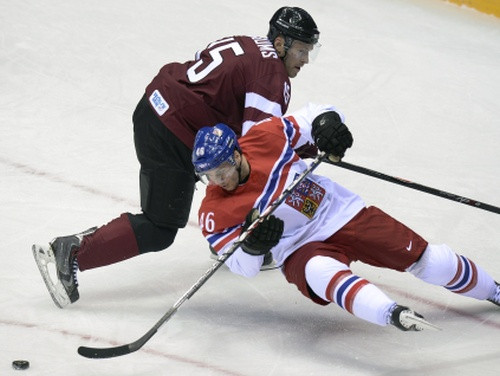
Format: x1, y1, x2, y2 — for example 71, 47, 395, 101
331, 160, 500, 214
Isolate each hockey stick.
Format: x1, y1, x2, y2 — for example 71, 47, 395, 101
328, 160, 500, 215
78, 153, 328, 359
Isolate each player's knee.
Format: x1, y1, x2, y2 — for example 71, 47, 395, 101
305, 256, 350, 301
139, 168, 195, 228
128, 213, 178, 253
407, 244, 457, 285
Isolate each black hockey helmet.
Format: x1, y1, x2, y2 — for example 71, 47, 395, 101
267, 7, 320, 46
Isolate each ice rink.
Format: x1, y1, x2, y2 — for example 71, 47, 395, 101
1, 0, 499, 374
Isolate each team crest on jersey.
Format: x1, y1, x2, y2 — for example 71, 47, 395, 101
285, 176, 325, 219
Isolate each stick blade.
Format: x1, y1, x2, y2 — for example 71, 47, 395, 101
78, 344, 133, 359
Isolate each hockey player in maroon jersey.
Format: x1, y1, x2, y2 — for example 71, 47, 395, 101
32, 7, 321, 308
193, 104, 500, 330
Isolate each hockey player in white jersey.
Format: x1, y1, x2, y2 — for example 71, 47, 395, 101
193, 103, 499, 331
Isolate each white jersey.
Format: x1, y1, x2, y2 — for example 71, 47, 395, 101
198, 103, 365, 277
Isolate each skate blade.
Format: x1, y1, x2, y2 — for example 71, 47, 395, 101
400, 311, 442, 331
260, 259, 280, 271
210, 253, 279, 271
32, 244, 70, 308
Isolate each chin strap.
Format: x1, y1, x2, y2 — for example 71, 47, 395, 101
236, 151, 249, 184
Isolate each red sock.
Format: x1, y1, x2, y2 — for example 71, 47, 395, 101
77, 213, 139, 271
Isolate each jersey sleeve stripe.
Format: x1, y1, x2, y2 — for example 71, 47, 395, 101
244, 92, 283, 117
207, 225, 241, 251
283, 116, 302, 148
256, 123, 297, 212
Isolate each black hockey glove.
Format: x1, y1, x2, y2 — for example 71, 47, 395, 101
240, 208, 284, 256
311, 111, 353, 160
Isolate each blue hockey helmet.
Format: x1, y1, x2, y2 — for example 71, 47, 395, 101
192, 123, 240, 175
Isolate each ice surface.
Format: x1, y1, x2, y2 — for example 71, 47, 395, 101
1, 0, 499, 375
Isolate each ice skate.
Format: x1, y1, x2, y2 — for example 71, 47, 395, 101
389, 304, 441, 331
487, 281, 500, 306
32, 227, 96, 308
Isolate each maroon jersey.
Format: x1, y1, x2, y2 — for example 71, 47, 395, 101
145, 35, 291, 148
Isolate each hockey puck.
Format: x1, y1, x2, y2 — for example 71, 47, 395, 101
12, 360, 30, 370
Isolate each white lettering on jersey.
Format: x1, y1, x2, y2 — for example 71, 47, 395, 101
200, 212, 215, 233
187, 38, 244, 83
149, 89, 169, 116
251, 36, 278, 59
283, 82, 291, 105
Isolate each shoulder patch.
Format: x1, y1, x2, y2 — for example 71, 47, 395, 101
149, 89, 169, 116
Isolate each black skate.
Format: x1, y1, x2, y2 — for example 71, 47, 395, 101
32, 227, 96, 308
389, 304, 441, 331
487, 281, 500, 306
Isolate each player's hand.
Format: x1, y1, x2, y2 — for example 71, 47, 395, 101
312, 111, 353, 160
241, 209, 283, 256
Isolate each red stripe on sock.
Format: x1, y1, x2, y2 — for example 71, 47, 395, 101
325, 270, 352, 302
344, 279, 370, 314
455, 259, 478, 294
77, 213, 139, 271
446, 254, 463, 286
